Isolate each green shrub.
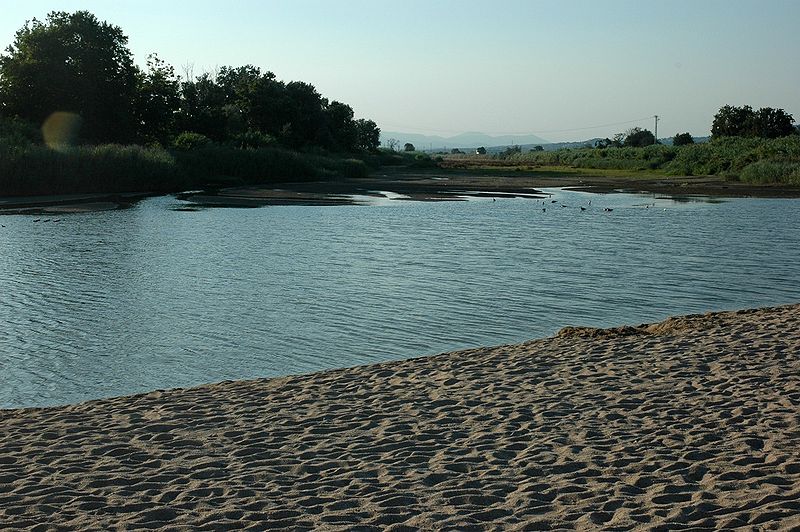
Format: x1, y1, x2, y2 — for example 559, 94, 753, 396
0, 116, 42, 146
229, 129, 275, 149
173, 144, 318, 184
739, 161, 800, 185
500, 135, 800, 183
172, 131, 212, 150
0, 143, 184, 196
339, 158, 369, 178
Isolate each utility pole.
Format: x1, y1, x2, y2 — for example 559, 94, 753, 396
654, 115, 659, 143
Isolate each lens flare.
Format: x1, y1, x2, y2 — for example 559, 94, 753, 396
42, 112, 82, 149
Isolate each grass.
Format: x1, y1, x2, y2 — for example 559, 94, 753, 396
0, 138, 371, 197
439, 159, 667, 179
2, 125, 798, 196
739, 161, 800, 185
0, 142, 184, 196
443, 136, 800, 185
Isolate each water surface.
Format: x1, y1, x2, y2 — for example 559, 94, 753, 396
2, 188, 799, 408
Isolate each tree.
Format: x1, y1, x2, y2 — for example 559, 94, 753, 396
594, 138, 612, 148
176, 72, 228, 141
672, 132, 694, 146
623, 127, 655, 147
753, 107, 795, 139
354, 119, 380, 151
133, 53, 180, 144
404, 142, 415, 152
247, 72, 288, 137
324, 101, 357, 152
281, 81, 327, 148
386, 138, 399, 151
0, 11, 138, 143
711, 105, 755, 138
532, 145, 544, 151
711, 105, 794, 139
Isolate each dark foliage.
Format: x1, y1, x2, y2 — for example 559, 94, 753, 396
0, 11, 380, 154
354, 119, 380, 152
0, 11, 138, 143
673, 132, 694, 146
711, 105, 795, 139
134, 54, 181, 145
623, 127, 655, 148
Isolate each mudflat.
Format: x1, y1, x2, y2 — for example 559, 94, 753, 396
3, 166, 799, 212
1, 304, 798, 529
179, 167, 800, 207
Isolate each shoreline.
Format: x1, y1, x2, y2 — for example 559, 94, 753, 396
179, 168, 800, 207
0, 192, 153, 215
2, 167, 799, 213
1, 303, 798, 528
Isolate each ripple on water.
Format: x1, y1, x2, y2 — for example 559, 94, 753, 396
1, 190, 800, 407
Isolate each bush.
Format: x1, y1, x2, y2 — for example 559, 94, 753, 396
0, 138, 376, 196
499, 135, 800, 183
0, 143, 184, 196
409, 153, 438, 168
172, 131, 211, 150
339, 158, 369, 178
229, 129, 275, 149
172, 144, 318, 184
739, 161, 800, 185
0, 116, 42, 146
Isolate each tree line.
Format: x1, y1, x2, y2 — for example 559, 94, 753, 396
592, 105, 795, 150
0, 11, 380, 152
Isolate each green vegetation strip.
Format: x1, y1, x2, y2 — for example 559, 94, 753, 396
501, 136, 800, 185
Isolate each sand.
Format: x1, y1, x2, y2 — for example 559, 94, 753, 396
177, 166, 800, 208
1, 304, 799, 530
0, 193, 151, 215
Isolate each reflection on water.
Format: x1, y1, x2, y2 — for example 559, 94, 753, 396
1, 188, 799, 408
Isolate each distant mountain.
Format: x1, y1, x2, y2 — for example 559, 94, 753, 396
380, 131, 550, 151
381, 131, 709, 154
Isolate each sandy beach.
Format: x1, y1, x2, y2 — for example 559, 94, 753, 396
1, 304, 798, 529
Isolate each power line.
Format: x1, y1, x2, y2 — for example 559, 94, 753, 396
533, 116, 655, 134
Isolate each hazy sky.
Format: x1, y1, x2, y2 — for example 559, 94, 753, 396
1, 0, 798, 142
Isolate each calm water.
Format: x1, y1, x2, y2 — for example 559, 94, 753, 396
2, 188, 799, 409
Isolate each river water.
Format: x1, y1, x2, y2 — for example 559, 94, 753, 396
1, 188, 799, 408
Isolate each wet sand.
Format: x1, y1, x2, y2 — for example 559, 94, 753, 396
3, 166, 799, 212
178, 167, 800, 207
0, 192, 151, 215
1, 304, 798, 529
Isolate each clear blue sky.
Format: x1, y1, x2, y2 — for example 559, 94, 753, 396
1, 0, 798, 141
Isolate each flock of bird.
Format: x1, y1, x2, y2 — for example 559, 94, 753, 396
539, 198, 612, 212
0, 218, 62, 228
537, 198, 665, 212
2, 198, 668, 227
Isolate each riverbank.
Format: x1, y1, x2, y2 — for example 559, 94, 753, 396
1, 304, 798, 529
3, 163, 800, 213
0, 192, 152, 215
175, 165, 800, 207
